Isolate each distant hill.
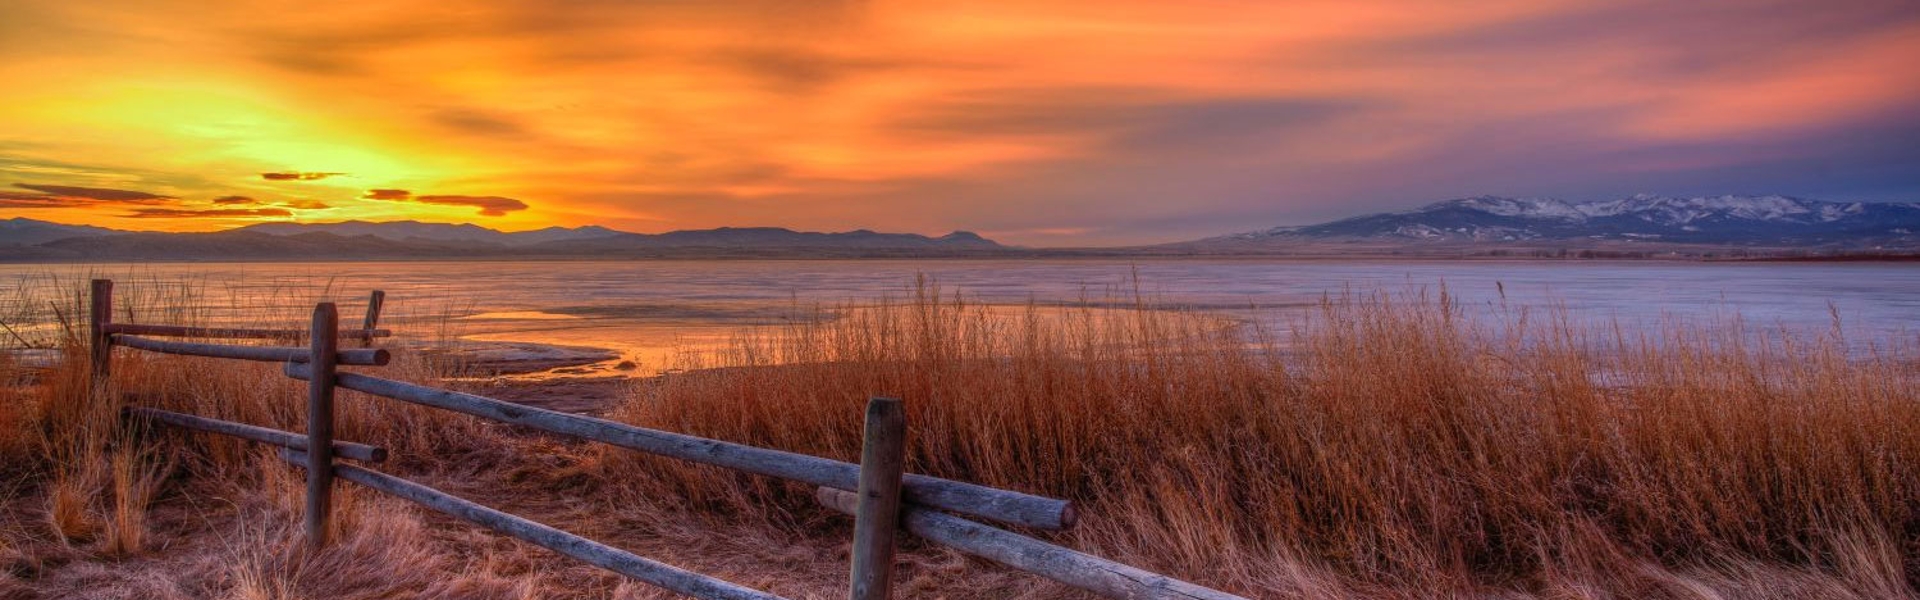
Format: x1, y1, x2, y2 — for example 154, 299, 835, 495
8, 194, 1918, 263
0, 217, 123, 245
234, 220, 621, 246
33, 230, 477, 260
1186, 195, 1920, 253
532, 227, 1001, 252
0, 218, 1009, 261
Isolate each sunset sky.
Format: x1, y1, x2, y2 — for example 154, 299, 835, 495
2, 0, 1917, 245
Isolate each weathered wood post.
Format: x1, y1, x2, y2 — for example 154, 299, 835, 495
305, 302, 340, 549
88, 279, 113, 396
849, 396, 906, 600
359, 290, 385, 347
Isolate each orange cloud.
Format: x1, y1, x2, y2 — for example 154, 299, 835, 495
409, 195, 529, 217
1, 0, 1915, 243
362, 189, 411, 200
359, 188, 527, 216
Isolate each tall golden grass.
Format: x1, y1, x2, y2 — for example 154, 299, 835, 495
4, 273, 1918, 598
0, 273, 506, 599
596, 283, 1920, 597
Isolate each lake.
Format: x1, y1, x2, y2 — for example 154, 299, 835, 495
4, 259, 1916, 375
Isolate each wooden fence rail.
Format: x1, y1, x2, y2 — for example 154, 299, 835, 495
280, 448, 784, 600
281, 362, 1074, 531
113, 334, 389, 366
88, 279, 1246, 600
104, 322, 390, 340
124, 407, 387, 463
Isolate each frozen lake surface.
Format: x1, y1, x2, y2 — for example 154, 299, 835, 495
5, 259, 1916, 374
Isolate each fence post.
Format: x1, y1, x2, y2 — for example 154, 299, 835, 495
849, 397, 906, 600
360, 290, 385, 347
88, 279, 113, 395
305, 302, 339, 550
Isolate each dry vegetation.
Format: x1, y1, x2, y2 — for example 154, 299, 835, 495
598, 284, 1920, 598
2, 274, 1918, 599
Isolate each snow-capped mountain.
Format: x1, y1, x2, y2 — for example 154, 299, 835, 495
1217, 195, 1920, 246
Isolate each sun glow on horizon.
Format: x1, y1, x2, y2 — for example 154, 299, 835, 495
2, 0, 1916, 244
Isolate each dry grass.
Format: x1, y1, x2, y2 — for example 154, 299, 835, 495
0, 273, 510, 598
594, 284, 1920, 598
3, 274, 1918, 598
43, 471, 97, 547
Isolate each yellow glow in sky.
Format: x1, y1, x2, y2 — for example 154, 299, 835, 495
2, 0, 1917, 244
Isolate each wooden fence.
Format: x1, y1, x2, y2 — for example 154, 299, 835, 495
87, 279, 1245, 600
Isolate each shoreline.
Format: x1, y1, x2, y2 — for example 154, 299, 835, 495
429, 339, 643, 416
7, 251, 1919, 265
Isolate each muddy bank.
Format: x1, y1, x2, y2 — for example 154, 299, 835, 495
465, 376, 635, 415
422, 340, 643, 415
416, 340, 620, 375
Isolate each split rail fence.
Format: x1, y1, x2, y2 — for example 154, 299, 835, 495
87, 279, 1245, 600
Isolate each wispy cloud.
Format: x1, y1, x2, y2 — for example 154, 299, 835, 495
414, 195, 528, 216
406, 195, 528, 216
280, 199, 332, 210
13, 183, 173, 202
359, 188, 527, 216
5, 183, 318, 221
211, 195, 329, 210
123, 207, 293, 218
0, 195, 84, 208
261, 172, 347, 181
362, 189, 411, 200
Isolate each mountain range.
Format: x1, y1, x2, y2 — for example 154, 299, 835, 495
4, 194, 1917, 261
1, 218, 122, 246
1189, 194, 1920, 252
0, 218, 1008, 260
234, 221, 622, 246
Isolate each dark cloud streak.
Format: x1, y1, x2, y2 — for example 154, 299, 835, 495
0, 196, 84, 208
13, 183, 173, 202
430, 107, 535, 138
362, 188, 411, 200
412, 195, 528, 216
359, 188, 528, 216
280, 199, 332, 210
261, 172, 346, 181
122, 207, 293, 219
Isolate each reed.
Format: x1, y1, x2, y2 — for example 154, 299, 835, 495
595, 284, 1920, 596
0, 272, 493, 596
4, 272, 1916, 598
